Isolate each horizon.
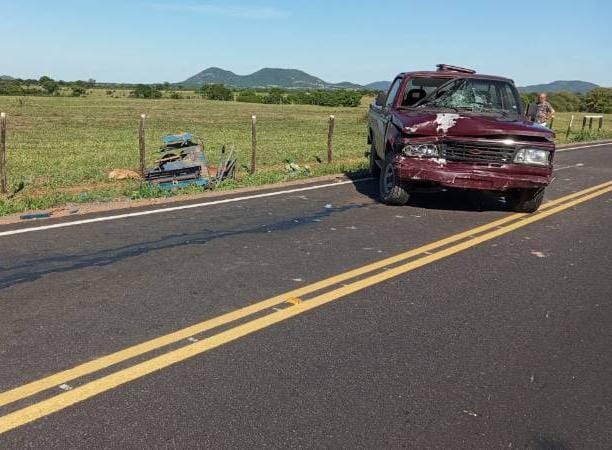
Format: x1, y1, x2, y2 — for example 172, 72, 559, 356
1, 0, 611, 86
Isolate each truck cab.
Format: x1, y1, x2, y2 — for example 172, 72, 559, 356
368, 64, 555, 212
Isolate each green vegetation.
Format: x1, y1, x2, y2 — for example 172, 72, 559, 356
130, 84, 162, 99
0, 93, 609, 216
200, 84, 233, 101
520, 87, 612, 113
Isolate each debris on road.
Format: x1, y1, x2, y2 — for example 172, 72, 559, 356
530, 251, 547, 258
19, 211, 51, 220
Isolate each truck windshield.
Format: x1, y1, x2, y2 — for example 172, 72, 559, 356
416, 78, 521, 116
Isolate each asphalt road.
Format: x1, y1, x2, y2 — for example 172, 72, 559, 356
0, 143, 611, 449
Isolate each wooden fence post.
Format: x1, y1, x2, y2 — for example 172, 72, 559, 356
566, 114, 574, 139
327, 115, 335, 163
0, 112, 7, 194
250, 115, 257, 174
599, 116, 603, 131
138, 114, 146, 176
582, 116, 586, 131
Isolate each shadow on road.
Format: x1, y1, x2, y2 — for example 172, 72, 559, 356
349, 173, 512, 213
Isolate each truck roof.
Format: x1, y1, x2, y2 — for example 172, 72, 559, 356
397, 70, 514, 84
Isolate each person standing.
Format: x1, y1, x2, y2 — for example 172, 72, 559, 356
533, 93, 555, 128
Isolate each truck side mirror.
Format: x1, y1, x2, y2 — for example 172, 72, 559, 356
375, 91, 387, 107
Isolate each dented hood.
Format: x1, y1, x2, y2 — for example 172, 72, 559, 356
395, 110, 555, 140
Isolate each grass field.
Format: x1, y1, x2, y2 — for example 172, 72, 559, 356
0, 94, 610, 215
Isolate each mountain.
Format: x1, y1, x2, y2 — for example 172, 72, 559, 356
0, 75, 14, 81
365, 81, 391, 91
518, 80, 598, 94
182, 67, 362, 89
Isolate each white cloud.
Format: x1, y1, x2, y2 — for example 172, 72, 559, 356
152, 2, 290, 19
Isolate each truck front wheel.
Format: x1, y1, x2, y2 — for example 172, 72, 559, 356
507, 188, 545, 213
379, 153, 410, 205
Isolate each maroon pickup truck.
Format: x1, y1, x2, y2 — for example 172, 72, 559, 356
368, 64, 555, 212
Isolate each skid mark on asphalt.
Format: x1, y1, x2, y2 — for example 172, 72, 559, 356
0, 204, 362, 291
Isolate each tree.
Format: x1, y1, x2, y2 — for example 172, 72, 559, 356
236, 89, 262, 103
263, 88, 285, 104
201, 84, 233, 101
130, 84, 162, 99
584, 88, 612, 113
71, 86, 87, 97
39, 75, 58, 95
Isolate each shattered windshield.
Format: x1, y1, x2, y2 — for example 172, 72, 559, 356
417, 78, 521, 116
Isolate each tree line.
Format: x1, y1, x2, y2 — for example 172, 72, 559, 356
2, 76, 610, 113
0, 76, 96, 97
199, 84, 364, 107
520, 89, 612, 114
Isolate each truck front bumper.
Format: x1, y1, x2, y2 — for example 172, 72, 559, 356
396, 157, 552, 191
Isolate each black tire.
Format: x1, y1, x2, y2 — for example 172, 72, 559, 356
507, 188, 545, 213
369, 143, 381, 177
379, 152, 410, 205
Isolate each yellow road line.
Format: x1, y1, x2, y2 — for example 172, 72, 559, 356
0, 181, 610, 411
0, 182, 610, 435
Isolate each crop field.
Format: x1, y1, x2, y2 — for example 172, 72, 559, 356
0, 93, 610, 215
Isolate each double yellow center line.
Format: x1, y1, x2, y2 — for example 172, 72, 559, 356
1, 181, 611, 434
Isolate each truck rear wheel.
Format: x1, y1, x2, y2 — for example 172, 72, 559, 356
379, 153, 410, 205
369, 143, 381, 177
507, 188, 545, 213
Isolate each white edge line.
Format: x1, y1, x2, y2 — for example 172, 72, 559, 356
0, 178, 373, 238
557, 142, 611, 152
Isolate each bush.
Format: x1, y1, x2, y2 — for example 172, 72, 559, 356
71, 86, 87, 97
262, 88, 285, 104
169, 92, 183, 99
287, 90, 362, 107
584, 88, 612, 114
201, 84, 233, 101
130, 84, 162, 99
236, 89, 262, 103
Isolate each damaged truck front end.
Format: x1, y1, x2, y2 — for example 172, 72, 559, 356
369, 65, 555, 212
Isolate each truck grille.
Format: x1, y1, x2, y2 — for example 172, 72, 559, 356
442, 141, 516, 164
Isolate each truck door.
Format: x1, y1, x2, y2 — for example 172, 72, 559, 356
374, 77, 402, 157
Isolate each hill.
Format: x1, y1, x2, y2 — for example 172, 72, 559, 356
518, 80, 598, 94
0, 75, 14, 81
182, 67, 361, 89
365, 81, 391, 91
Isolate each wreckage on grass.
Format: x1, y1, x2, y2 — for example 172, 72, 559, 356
368, 64, 555, 212
145, 133, 236, 190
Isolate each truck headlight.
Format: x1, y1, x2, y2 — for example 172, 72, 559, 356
402, 143, 439, 157
514, 148, 550, 166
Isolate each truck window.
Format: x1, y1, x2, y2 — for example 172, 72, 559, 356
386, 79, 402, 108
401, 77, 449, 107
417, 78, 522, 116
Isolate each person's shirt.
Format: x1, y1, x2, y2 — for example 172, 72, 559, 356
535, 101, 555, 123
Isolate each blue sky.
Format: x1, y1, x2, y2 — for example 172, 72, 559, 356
1, 0, 611, 86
